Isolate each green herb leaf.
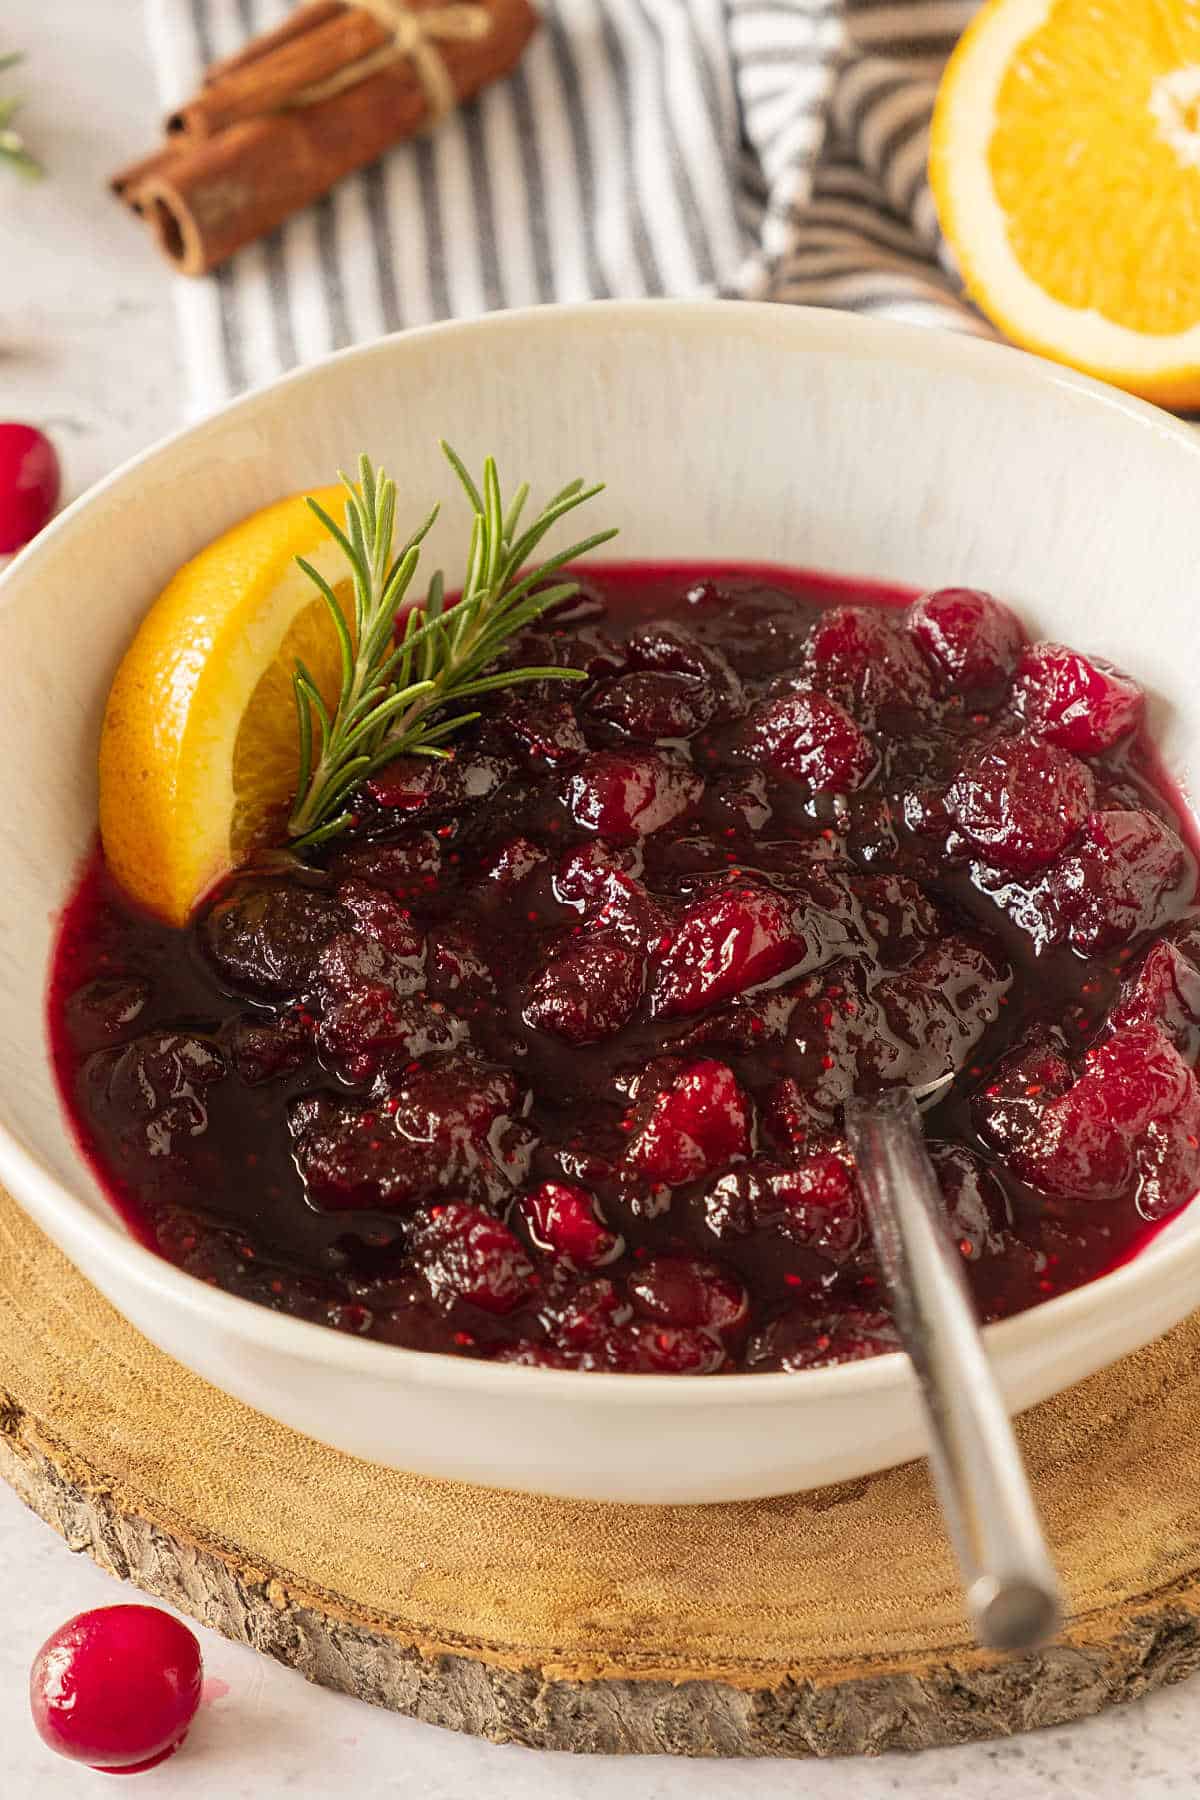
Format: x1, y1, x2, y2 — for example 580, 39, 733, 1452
0, 50, 41, 179
286, 445, 616, 849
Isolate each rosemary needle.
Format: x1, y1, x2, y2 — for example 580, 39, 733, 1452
287, 443, 616, 850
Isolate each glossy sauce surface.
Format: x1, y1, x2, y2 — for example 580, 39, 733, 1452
49, 564, 1200, 1372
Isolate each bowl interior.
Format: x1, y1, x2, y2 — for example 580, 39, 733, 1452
4, 301, 1200, 1305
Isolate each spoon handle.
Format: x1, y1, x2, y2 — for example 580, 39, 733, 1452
844, 1090, 1063, 1652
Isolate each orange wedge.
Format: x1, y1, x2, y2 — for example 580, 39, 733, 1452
99, 486, 349, 926
930, 0, 1200, 406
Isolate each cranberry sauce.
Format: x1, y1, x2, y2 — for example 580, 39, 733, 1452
49, 565, 1200, 1373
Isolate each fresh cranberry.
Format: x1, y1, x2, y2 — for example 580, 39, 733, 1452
0, 422, 60, 553
908, 588, 1026, 698
521, 1181, 622, 1267
624, 1058, 751, 1184
804, 605, 933, 713
29, 1605, 202, 1773
744, 691, 877, 792
524, 931, 643, 1043
948, 736, 1094, 873
651, 884, 806, 1017
1014, 641, 1144, 752
1044, 810, 1188, 953
565, 750, 702, 841
413, 1202, 534, 1313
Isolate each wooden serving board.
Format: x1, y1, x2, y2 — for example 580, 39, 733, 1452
3, 1186, 1200, 1758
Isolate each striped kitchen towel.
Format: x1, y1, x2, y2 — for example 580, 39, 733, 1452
147, 0, 991, 412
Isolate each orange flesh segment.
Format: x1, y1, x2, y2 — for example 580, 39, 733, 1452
990, 0, 1200, 336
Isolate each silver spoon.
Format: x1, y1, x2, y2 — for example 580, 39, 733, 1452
844, 1087, 1063, 1653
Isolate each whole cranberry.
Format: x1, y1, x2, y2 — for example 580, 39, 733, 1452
1013, 641, 1144, 753
908, 587, 1026, 699
30, 1605, 203, 1773
744, 690, 877, 792
948, 735, 1094, 873
804, 604, 933, 713
0, 423, 60, 553
521, 1181, 622, 1268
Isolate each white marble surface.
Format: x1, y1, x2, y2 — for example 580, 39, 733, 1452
3, 3, 1200, 1795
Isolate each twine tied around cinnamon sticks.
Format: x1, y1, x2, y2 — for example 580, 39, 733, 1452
287, 0, 491, 126
110, 0, 538, 277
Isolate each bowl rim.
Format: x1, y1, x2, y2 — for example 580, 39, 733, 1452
7, 295, 1200, 1409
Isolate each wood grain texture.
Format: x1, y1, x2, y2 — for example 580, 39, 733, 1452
3, 1187, 1200, 1757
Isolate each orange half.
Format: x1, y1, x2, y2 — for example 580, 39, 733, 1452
931, 0, 1200, 406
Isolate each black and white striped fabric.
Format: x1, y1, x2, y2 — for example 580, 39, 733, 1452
149, 0, 990, 411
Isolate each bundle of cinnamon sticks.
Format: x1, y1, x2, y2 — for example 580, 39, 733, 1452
112, 0, 538, 276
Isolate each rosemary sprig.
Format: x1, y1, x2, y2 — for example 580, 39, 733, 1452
286, 443, 616, 849
0, 54, 42, 179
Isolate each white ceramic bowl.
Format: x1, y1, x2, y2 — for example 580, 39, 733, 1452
3, 301, 1200, 1504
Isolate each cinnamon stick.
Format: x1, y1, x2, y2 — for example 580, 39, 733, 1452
201, 1, 344, 88
111, 0, 538, 277
168, 10, 398, 140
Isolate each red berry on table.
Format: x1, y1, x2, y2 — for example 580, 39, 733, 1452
0, 423, 61, 554
29, 1604, 203, 1773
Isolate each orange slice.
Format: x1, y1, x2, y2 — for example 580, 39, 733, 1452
99, 486, 349, 926
930, 0, 1200, 406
